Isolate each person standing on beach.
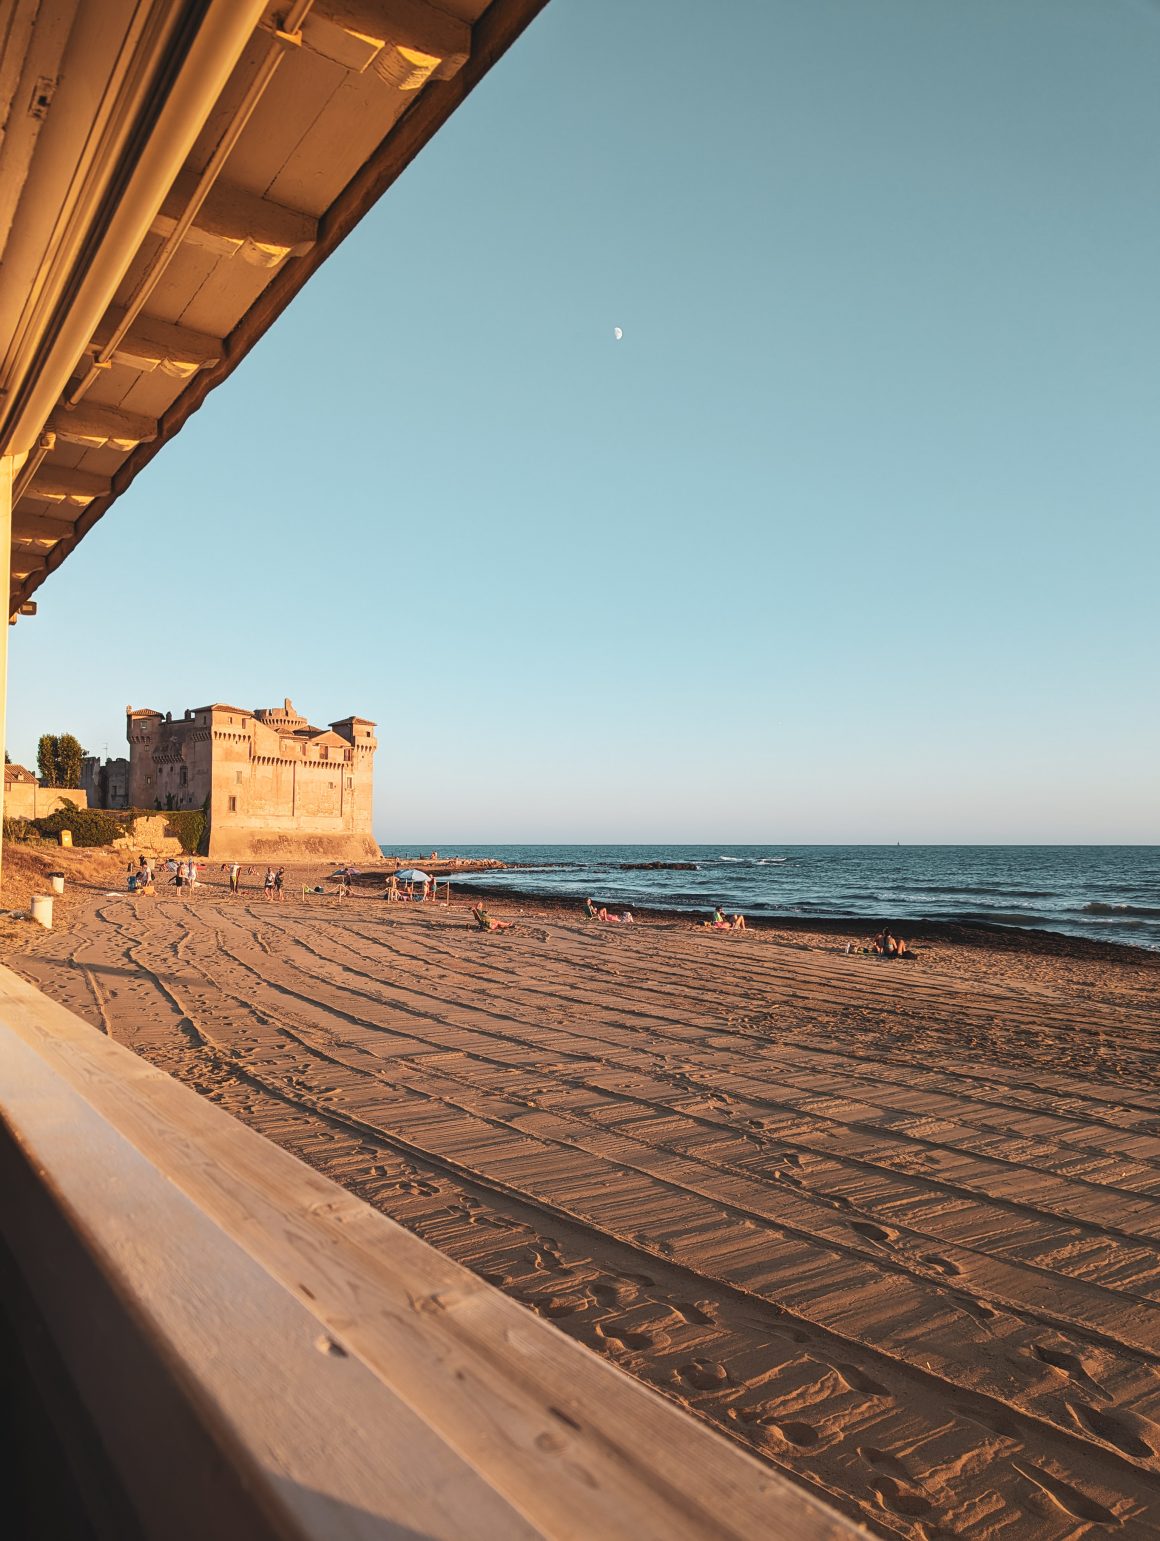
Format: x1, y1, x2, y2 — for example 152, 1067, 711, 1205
229, 862, 240, 893
274, 866, 286, 902
263, 867, 275, 901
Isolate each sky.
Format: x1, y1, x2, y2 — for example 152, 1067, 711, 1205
9, 0, 1160, 844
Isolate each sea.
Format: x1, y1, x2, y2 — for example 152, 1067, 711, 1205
380, 845, 1160, 952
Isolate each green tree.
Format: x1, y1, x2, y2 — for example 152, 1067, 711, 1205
36, 734, 55, 784
56, 733, 84, 787
36, 733, 86, 787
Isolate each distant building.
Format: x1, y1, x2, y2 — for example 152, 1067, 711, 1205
125, 699, 378, 862
81, 756, 130, 809
4, 763, 87, 821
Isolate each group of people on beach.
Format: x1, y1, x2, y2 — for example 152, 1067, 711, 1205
384, 874, 439, 903
846, 928, 913, 958
126, 856, 293, 900
127, 856, 201, 893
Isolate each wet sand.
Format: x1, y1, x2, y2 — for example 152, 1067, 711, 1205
10, 869, 1160, 1537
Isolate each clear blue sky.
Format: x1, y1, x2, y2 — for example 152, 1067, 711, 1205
10, 0, 1159, 844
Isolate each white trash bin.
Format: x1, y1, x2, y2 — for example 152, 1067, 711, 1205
30, 894, 53, 929
49, 873, 65, 895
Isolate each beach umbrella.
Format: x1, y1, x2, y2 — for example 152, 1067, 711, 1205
396, 868, 430, 882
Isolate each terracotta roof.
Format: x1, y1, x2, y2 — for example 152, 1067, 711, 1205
4, 762, 35, 781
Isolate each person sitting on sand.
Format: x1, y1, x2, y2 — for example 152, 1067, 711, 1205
472, 904, 513, 932
730, 913, 746, 931
704, 906, 731, 930
584, 897, 599, 919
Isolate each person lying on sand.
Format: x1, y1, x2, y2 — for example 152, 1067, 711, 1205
472, 904, 514, 932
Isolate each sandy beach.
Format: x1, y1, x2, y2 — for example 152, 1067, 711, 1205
8, 857, 1160, 1538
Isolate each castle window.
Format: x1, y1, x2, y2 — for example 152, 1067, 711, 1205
320, 746, 328, 760
236, 771, 243, 784
228, 796, 237, 813
180, 767, 188, 786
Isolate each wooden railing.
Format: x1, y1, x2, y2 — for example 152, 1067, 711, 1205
0, 966, 865, 1540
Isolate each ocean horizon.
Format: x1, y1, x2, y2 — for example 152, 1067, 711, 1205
377, 843, 1160, 951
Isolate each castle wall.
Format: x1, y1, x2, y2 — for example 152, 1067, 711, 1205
126, 700, 378, 861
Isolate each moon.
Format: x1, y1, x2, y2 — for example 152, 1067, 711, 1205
613, 326, 623, 341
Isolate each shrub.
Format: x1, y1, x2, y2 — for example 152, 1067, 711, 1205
164, 810, 206, 854
32, 806, 129, 847
2, 816, 39, 844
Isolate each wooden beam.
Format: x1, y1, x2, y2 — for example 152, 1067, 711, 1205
311, 0, 471, 77
151, 174, 318, 269
48, 402, 158, 451
12, 509, 76, 540
90, 309, 223, 378
18, 465, 110, 506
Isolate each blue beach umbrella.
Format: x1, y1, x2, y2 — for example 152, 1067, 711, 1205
396, 868, 430, 883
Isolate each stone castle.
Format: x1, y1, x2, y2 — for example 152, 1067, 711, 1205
123, 699, 378, 862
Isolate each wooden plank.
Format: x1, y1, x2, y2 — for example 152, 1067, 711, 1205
0, 966, 864, 1541
90, 309, 223, 375
312, 0, 472, 73
48, 402, 158, 450
0, 1031, 539, 1541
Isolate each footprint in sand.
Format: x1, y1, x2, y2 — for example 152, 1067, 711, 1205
954, 1295, 997, 1325
1032, 1343, 1108, 1395
1012, 1460, 1120, 1526
850, 1220, 896, 1245
766, 1419, 820, 1448
673, 1300, 718, 1327
833, 1363, 889, 1397
920, 1252, 962, 1277
678, 1359, 732, 1391
542, 1295, 592, 1320
1067, 1402, 1155, 1459
595, 1321, 664, 1352
527, 1247, 567, 1274
869, 1475, 933, 1519
593, 1281, 638, 1306
859, 1446, 914, 1480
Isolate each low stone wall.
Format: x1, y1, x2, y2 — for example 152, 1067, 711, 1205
110, 814, 185, 856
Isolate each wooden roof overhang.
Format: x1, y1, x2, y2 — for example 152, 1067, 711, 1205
0, 0, 549, 619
